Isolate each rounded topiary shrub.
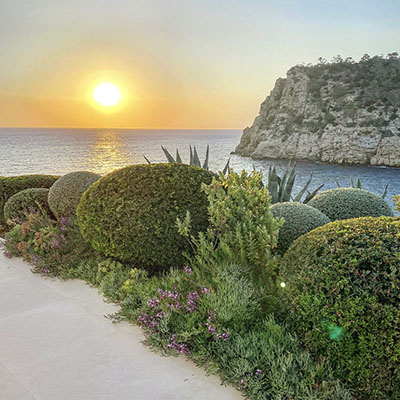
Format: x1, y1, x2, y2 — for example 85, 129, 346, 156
4, 188, 52, 222
270, 202, 330, 253
48, 171, 100, 218
281, 217, 400, 400
307, 187, 393, 221
0, 175, 59, 222
77, 163, 215, 270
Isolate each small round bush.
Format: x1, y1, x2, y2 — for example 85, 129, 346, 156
270, 202, 330, 253
0, 174, 59, 222
4, 188, 52, 222
281, 217, 400, 400
48, 171, 100, 218
77, 163, 215, 270
307, 187, 393, 221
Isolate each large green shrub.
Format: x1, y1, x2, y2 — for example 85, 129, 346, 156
0, 175, 58, 222
270, 202, 330, 253
4, 188, 52, 222
77, 163, 214, 269
48, 171, 100, 219
308, 187, 393, 221
177, 170, 281, 309
281, 217, 400, 400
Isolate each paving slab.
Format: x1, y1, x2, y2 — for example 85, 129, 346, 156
0, 253, 241, 400
0, 363, 36, 400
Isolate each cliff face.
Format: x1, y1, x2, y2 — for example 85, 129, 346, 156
235, 55, 400, 166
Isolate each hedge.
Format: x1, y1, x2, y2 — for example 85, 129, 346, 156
77, 163, 214, 270
270, 202, 330, 253
0, 175, 59, 222
281, 217, 400, 400
307, 188, 393, 221
48, 171, 100, 219
4, 188, 52, 222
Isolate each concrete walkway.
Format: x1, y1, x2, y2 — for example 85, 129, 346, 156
0, 253, 241, 400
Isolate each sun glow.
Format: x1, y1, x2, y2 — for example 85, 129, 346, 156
93, 82, 121, 107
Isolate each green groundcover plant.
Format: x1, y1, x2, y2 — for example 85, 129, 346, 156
281, 217, 400, 400
119, 263, 351, 400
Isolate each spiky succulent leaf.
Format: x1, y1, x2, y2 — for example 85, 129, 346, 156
161, 146, 176, 163
268, 168, 279, 204
381, 183, 389, 199
282, 165, 296, 202
303, 184, 324, 204
202, 145, 209, 170
278, 167, 290, 202
175, 149, 182, 163
192, 146, 201, 167
143, 155, 152, 164
222, 157, 230, 175
293, 172, 314, 202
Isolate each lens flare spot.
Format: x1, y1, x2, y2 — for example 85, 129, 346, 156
323, 321, 344, 341
328, 326, 343, 341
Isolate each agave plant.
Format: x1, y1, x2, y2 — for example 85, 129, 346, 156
262, 163, 324, 204
144, 145, 231, 174
335, 177, 388, 199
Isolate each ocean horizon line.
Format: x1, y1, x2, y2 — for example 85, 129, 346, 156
0, 126, 242, 131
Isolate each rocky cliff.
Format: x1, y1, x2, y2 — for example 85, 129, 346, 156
235, 54, 400, 166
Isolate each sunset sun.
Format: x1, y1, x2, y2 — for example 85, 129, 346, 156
93, 82, 121, 107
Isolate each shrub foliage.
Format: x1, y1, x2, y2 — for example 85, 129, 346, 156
77, 163, 214, 269
270, 202, 330, 253
281, 217, 400, 400
4, 188, 52, 222
0, 175, 58, 221
308, 187, 393, 221
177, 170, 281, 276
177, 170, 282, 312
48, 171, 100, 218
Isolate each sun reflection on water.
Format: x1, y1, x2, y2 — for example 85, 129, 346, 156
87, 130, 132, 174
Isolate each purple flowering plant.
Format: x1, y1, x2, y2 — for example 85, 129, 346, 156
122, 263, 231, 357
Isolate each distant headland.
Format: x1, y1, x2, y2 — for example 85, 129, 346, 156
234, 53, 400, 166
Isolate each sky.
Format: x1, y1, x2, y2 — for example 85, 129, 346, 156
0, 0, 399, 129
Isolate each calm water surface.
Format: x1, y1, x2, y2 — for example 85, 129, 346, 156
0, 128, 399, 207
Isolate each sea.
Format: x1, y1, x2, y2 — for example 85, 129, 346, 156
0, 127, 399, 208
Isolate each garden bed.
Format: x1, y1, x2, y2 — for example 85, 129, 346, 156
2, 165, 399, 399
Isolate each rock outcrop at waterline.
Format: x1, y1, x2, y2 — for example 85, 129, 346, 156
234, 54, 400, 166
